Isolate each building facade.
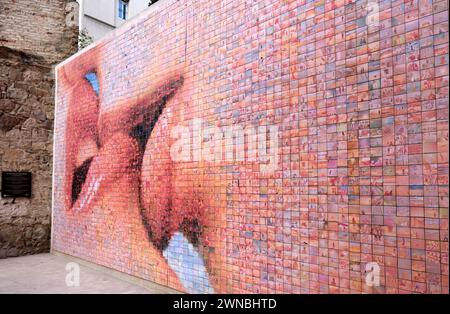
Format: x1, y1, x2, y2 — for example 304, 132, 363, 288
77, 0, 155, 42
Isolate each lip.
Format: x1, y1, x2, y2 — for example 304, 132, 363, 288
64, 70, 184, 221
70, 131, 140, 214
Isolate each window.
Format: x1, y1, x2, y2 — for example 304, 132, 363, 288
118, 0, 128, 20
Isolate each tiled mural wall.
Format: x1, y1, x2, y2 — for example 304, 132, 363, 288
53, 0, 449, 293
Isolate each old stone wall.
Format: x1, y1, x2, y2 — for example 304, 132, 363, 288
0, 0, 79, 64
0, 0, 78, 258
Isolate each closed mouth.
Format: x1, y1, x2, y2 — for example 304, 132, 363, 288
69, 73, 184, 212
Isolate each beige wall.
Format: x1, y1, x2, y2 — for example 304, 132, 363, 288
82, 15, 115, 42
83, 0, 116, 27
129, 0, 150, 18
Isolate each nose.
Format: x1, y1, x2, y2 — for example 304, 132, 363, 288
63, 71, 100, 212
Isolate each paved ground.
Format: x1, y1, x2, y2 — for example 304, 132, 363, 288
0, 253, 179, 294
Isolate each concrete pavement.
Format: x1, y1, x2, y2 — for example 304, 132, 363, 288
0, 253, 180, 294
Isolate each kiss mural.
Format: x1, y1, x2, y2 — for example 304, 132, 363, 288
53, 0, 449, 293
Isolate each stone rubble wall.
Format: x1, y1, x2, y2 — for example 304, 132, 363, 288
0, 0, 79, 258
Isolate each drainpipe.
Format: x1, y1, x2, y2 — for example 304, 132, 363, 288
76, 0, 84, 32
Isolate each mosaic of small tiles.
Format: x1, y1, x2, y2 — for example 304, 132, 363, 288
52, 0, 449, 293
